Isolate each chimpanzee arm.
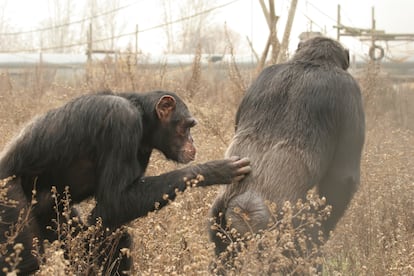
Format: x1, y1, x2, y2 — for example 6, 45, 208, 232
90, 155, 250, 229
135, 157, 250, 216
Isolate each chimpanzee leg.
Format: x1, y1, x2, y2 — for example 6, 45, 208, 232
318, 152, 360, 237
318, 171, 359, 237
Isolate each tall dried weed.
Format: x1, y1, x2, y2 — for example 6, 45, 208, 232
0, 57, 413, 275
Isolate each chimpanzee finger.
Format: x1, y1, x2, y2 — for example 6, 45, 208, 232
229, 157, 251, 175
232, 157, 250, 169
235, 165, 251, 176
232, 174, 247, 183
228, 155, 241, 161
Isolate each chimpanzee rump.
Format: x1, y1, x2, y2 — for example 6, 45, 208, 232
0, 91, 251, 275
209, 37, 365, 256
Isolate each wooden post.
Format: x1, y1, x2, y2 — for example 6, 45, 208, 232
258, 0, 271, 28
337, 4, 341, 41
257, 0, 280, 70
371, 6, 376, 48
86, 22, 92, 82
269, 0, 278, 64
276, 0, 298, 63
87, 23, 92, 63
135, 24, 139, 54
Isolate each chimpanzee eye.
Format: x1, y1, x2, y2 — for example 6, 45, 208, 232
176, 118, 196, 137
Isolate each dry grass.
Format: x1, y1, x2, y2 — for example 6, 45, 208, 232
0, 57, 413, 275
209, 191, 331, 275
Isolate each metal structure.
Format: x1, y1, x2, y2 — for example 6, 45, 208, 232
335, 5, 414, 62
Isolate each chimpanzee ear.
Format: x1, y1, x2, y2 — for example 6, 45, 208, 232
156, 95, 176, 122
344, 48, 350, 70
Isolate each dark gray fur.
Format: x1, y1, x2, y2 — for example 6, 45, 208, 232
209, 37, 365, 255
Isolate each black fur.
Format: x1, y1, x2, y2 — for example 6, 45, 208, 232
209, 37, 365, 257
0, 90, 251, 275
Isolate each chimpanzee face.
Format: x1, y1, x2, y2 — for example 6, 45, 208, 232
172, 117, 197, 163
153, 95, 197, 163
153, 116, 197, 164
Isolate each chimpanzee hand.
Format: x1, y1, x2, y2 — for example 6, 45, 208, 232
193, 156, 251, 186
226, 156, 252, 182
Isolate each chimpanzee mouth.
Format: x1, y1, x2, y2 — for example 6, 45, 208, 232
178, 150, 196, 164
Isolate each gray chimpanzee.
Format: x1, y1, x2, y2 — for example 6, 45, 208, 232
0, 90, 251, 275
209, 37, 365, 258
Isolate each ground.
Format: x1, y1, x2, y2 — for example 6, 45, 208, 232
0, 61, 413, 275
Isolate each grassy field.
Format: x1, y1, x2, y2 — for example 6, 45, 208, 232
0, 58, 413, 275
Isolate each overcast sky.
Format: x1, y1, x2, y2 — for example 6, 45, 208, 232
219, 0, 414, 60
2, 0, 414, 60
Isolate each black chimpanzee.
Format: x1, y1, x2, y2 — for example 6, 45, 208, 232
0, 90, 251, 275
209, 37, 365, 257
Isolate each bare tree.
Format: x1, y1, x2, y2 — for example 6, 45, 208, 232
161, 0, 174, 53
161, 0, 220, 54
40, 0, 77, 52
201, 23, 241, 55
83, 0, 126, 51
0, 0, 8, 35
0, 0, 26, 51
